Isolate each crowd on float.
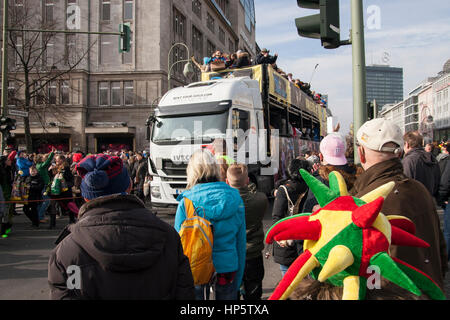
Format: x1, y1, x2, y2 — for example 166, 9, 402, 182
0, 118, 449, 300
191, 47, 328, 107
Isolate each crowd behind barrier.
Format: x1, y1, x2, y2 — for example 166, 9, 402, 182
1, 119, 449, 300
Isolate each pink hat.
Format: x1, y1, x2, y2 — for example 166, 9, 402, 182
320, 134, 347, 166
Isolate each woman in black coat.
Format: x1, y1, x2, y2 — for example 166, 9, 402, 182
48, 155, 75, 228
271, 159, 310, 276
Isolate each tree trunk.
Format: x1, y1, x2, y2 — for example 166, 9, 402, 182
24, 71, 33, 153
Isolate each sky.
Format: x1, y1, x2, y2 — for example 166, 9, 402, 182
254, 0, 450, 135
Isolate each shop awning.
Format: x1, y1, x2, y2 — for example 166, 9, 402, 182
85, 127, 136, 134
12, 127, 72, 135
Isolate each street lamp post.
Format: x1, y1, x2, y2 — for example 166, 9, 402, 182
167, 42, 194, 91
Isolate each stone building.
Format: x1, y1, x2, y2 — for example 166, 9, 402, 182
3, 0, 257, 153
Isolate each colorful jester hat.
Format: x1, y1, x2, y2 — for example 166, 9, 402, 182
265, 169, 446, 300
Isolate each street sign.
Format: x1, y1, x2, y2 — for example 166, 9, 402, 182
8, 109, 29, 117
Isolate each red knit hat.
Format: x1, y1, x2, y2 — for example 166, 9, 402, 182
72, 153, 83, 164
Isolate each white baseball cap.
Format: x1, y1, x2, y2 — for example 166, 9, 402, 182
356, 118, 403, 153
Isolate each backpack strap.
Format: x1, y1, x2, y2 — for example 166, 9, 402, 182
280, 185, 294, 209
184, 198, 196, 219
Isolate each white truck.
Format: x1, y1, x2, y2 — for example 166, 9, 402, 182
147, 64, 327, 208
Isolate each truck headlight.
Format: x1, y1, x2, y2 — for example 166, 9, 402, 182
151, 186, 161, 199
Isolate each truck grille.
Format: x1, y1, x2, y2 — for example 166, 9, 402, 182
162, 159, 187, 176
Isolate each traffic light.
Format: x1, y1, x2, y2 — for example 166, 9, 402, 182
0, 117, 17, 146
0, 117, 16, 132
367, 101, 374, 120
119, 23, 131, 53
295, 0, 341, 49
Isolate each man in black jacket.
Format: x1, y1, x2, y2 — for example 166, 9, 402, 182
227, 164, 268, 300
48, 154, 195, 300
402, 131, 441, 198
255, 48, 278, 65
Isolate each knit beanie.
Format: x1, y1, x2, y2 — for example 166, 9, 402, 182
76, 154, 130, 200
72, 153, 83, 164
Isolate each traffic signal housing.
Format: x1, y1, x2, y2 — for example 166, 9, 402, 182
119, 23, 131, 53
0, 117, 16, 132
367, 101, 374, 120
0, 117, 17, 146
295, 0, 341, 49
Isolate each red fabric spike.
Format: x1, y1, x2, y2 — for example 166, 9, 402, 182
391, 226, 430, 248
269, 250, 313, 300
265, 216, 322, 244
388, 217, 416, 235
360, 228, 390, 277
352, 196, 384, 229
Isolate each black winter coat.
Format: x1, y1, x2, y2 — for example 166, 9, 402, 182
271, 179, 308, 266
48, 194, 195, 300
255, 53, 277, 65
402, 148, 441, 197
27, 174, 44, 201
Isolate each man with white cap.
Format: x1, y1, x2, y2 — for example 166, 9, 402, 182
350, 118, 448, 289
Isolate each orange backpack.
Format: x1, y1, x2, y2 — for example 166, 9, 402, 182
179, 198, 215, 286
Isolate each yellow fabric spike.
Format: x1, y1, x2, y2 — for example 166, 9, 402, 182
318, 245, 355, 282
342, 276, 361, 300
280, 255, 320, 300
359, 181, 395, 203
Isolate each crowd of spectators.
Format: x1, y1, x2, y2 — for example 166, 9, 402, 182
0, 147, 151, 236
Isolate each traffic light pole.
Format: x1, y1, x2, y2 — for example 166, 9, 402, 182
1, 0, 8, 153
351, 0, 367, 164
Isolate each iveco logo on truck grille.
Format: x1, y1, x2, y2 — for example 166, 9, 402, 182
172, 154, 191, 163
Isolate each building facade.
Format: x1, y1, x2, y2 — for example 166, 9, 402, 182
432, 71, 450, 142
2, 0, 257, 153
380, 101, 404, 132
366, 64, 404, 112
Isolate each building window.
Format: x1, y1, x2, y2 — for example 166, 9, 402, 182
192, 25, 203, 58
111, 81, 122, 106
240, 0, 255, 33
124, 81, 134, 105
192, 0, 201, 19
15, 35, 23, 66
218, 27, 225, 44
100, 35, 113, 64
46, 42, 54, 67
206, 12, 215, 33
173, 7, 186, 42
101, 0, 111, 21
99, 82, 110, 106
124, 0, 133, 20
7, 81, 16, 106
65, 33, 76, 65
60, 81, 70, 105
14, 0, 24, 21
228, 38, 234, 53
206, 40, 215, 57
172, 46, 186, 75
44, 0, 54, 23
48, 81, 57, 105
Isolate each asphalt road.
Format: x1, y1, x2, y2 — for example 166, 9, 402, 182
0, 203, 448, 300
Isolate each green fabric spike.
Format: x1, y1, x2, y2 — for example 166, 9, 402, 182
328, 172, 341, 196
394, 259, 446, 300
358, 278, 367, 300
299, 169, 338, 207
370, 252, 422, 296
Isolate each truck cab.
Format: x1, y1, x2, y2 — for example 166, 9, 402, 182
148, 76, 266, 207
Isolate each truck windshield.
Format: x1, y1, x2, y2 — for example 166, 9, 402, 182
151, 111, 228, 144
